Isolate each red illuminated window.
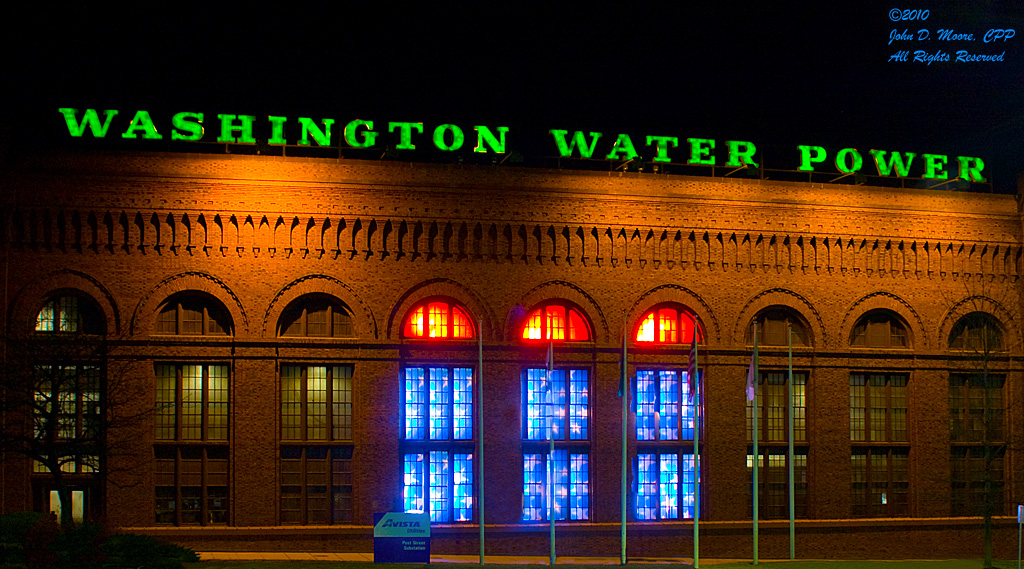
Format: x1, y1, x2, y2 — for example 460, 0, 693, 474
403, 300, 474, 339
635, 305, 702, 344
521, 303, 591, 342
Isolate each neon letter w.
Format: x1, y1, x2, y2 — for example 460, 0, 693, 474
58, 108, 119, 138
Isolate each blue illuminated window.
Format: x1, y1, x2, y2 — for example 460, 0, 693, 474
522, 368, 588, 441
635, 452, 695, 520
452, 453, 473, 522
403, 451, 473, 523
635, 370, 696, 441
404, 367, 473, 441
403, 453, 425, 514
402, 365, 474, 523
522, 450, 589, 521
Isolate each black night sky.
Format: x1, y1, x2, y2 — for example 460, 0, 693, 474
7, 2, 1024, 191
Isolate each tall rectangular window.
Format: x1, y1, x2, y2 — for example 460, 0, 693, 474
850, 373, 907, 442
747, 371, 806, 442
949, 374, 1004, 442
951, 446, 1005, 516
155, 446, 228, 525
403, 451, 473, 522
155, 364, 229, 441
745, 371, 807, 519
851, 448, 908, 517
32, 365, 101, 475
949, 373, 1005, 516
404, 367, 473, 441
154, 363, 229, 526
633, 368, 700, 521
521, 367, 590, 521
280, 446, 352, 525
747, 449, 807, 519
635, 369, 697, 441
849, 372, 909, 517
401, 365, 474, 522
635, 452, 697, 520
522, 368, 588, 441
281, 364, 353, 441
522, 450, 589, 521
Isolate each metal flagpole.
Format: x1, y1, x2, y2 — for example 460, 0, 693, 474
478, 319, 485, 565
752, 321, 759, 565
548, 341, 556, 565
693, 339, 700, 569
620, 313, 627, 565
788, 324, 795, 560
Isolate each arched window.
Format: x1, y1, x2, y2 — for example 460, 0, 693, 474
520, 302, 591, 342
949, 312, 1003, 352
850, 310, 909, 348
403, 299, 474, 339
156, 292, 232, 336
279, 294, 354, 338
35, 293, 104, 334
635, 304, 703, 344
747, 307, 809, 346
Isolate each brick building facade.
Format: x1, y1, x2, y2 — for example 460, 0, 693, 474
2, 150, 1021, 558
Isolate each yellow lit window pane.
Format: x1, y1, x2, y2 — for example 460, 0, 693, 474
427, 302, 447, 338
452, 306, 473, 338
547, 305, 566, 341
637, 312, 654, 342
181, 366, 203, 440
523, 309, 543, 340
659, 308, 678, 343
36, 301, 55, 332
406, 306, 426, 338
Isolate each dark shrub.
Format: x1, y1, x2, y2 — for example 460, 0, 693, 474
100, 533, 198, 569
0, 512, 45, 568
51, 522, 106, 569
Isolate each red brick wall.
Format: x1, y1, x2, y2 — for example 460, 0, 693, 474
2, 151, 1022, 558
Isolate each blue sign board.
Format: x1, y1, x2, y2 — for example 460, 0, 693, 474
373, 512, 430, 563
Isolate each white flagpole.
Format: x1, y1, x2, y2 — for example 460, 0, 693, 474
478, 319, 485, 564
620, 313, 628, 565
752, 322, 759, 565
788, 324, 795, 560
548, 340, 556, 565
693, 338, 700, 569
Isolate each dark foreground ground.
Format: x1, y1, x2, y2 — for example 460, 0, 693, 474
191, 558, 1020, 569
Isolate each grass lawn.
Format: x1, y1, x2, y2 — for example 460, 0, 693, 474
189, 561, 1019, 569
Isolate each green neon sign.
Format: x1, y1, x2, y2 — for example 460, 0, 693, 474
54, 109, 987, 184
171, 112, 204, 141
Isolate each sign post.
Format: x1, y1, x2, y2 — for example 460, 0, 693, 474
373, 512, 430, 563
1017, 504, 1022, 569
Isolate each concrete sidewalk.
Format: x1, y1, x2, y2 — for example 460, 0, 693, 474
197, 551, 752, 564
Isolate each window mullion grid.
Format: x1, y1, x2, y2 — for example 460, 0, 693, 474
868, 380, 876, 446
74, 371, 83, 441
176, 367, 184, 441
301, 367, 309, 441
201, 366, 209, 441
884, 377, 892, 444
326, 366, 335, 442
174, 447, 183, 526
325, 447, 335, 525
301, 449, 309, 526
200, 449, 209, 526
885, 449, 895, 517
